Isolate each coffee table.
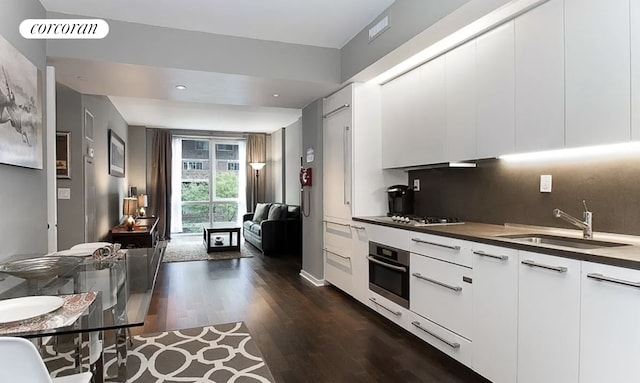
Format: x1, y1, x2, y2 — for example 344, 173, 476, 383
203, 222, 241, 252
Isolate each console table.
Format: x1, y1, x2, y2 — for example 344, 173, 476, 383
110, 217, 158, 248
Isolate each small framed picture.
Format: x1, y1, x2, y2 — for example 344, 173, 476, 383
109, 130, 125, 177
84, 109, 94, 141
56, 132, 71, 179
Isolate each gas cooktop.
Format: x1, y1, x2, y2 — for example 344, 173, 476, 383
378, 215, 465, 227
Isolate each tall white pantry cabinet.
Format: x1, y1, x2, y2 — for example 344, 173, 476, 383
322, 83, 403, 301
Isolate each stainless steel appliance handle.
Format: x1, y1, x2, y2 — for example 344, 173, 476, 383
587, 273, 640, 289
411, 321, 460, 349
411, 238, 460, 251
367, 256, 407, 272
324, 249, 350, 260
324, 220, 351, 228
343, 126, 351, 206
473, 250, 508, 261
521, 259, 567, 273
350, 225, 366, 230
322, 103, 350, 119
412, 273, 462, 292
369, 297, 402, 316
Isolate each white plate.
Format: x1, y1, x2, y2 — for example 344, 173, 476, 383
70, 242, 112, 250
0, 296, 65, 323
54, 248, 93, 257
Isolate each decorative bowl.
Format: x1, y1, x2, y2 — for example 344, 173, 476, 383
0, 256, 83, 280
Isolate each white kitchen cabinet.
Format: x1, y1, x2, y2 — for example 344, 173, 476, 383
632, 0, 640, 140
366, 291, 409, 329
445, 39, 477, 162
476, 21, 515, 159
471, 243, 518, 383
381, 56, 446, 168
350, 222, 370, 303
323, 221, 354, 295
324, 83, 403, 222
565, 0, 631, 148
409, 232, 472, 267
407, 311, 473, 367
514, 0, 564, 152
580, 262, 640, 383
381, 68, 421, 169
517, 251, 581, 383
410, 253, 473, 339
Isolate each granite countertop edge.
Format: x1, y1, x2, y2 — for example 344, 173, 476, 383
353, 217, 640, 270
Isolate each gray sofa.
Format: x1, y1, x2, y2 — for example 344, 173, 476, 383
242, 203, 301, 256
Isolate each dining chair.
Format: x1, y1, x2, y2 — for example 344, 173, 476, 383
0, 337, 92, 383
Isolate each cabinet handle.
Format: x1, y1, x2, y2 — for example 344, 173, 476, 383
521, 259, 567, 273
412, 273, 462, 292
369, 297, 402, 316
411, 238, 460, 251
324, 220, 351, 228
473, 250, 508, 261
367, 256, 407, 272
324, 248, 350, 260
343, 126, 351, 206
411, 321, 460, 349
322, 103, 350, 118
587, 273, 640, 289
350, 225, 366, 230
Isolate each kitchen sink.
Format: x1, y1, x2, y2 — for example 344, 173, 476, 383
498, 233, 629, 250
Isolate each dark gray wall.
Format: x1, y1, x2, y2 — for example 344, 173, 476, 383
410, 155, 640, 236
128, 125, 147, 195
56, 91, 129, 249
55, 84, 83, 249
341, 0, 470, 82
301, 100, 324, 280
0, 0, 47, 260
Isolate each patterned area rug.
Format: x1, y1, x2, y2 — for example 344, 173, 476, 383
162, 235, 256, 263
44, 322, 275, 383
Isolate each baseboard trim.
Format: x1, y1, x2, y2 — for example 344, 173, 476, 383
299, 270, 325, 287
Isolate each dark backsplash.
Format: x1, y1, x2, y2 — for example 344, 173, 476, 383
408, 155, 640, 236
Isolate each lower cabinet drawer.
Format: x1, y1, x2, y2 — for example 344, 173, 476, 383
324, 248, 353, 296
408, 311, 473, 367
324, 221, 353, 253
410, 253, 473, 339
366, 291, 409, 329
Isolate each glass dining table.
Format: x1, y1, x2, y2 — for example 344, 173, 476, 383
0, 245, 163, 383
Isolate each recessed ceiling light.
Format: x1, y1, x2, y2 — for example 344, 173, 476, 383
175, 85, 187, 90
273, 93, 279, 97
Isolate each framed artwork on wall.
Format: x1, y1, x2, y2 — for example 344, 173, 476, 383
0, 33, 43, 169
109, 129, 125, 177
84, 108, 93, 141
56, 132, 71, 178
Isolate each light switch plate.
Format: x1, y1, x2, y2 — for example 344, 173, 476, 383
57, 188, 71, 199
413, 179, 420, 191
540, 175, 552, 193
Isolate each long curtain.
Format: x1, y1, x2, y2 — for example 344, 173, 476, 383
149, 129, 172, 240
246, 134, 267, 211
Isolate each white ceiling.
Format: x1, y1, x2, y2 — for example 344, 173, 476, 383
39, 0, 396, 133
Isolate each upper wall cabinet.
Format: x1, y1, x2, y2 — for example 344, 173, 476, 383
445, 39, 477, 162
515, 0, 564, 153
382, 56, 447, 169
476, 21, 515, 159
632, 0, 640, 140
565, 0, 631, 147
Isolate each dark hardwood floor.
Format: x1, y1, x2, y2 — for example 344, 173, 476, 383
134, 240, 490, 383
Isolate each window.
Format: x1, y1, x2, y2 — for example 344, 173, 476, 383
172, 138, 246, 234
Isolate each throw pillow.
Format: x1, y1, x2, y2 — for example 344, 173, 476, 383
253, 203, 271, 223
267, 204, 285, 220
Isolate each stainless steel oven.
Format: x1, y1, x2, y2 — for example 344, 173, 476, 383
368, 241, 410, 308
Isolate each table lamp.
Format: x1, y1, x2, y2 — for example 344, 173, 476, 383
123, 197, 138, 231
137, 194, 148, 217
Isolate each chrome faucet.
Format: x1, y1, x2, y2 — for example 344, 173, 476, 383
553, 200, 592, 239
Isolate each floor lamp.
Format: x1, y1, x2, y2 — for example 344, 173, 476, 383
249, 162, 266, 210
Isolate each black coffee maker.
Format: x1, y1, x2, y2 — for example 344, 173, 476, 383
387, 185, 414, 216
